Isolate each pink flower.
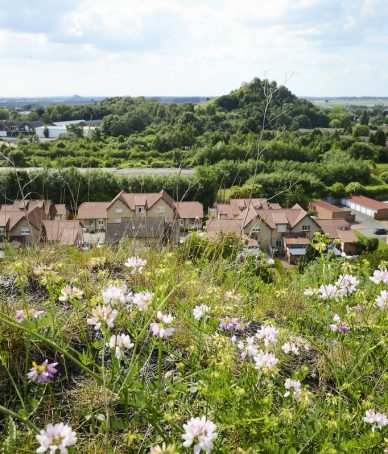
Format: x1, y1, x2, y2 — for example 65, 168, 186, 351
253, 350, 279, 371
284, 378, 302, 400
329, 314, 349, 333
151, 311, 175, 338
256, 325, 279, 348
27, 360, 58, 384
364, 409, 388, 431
87, 305, 118, 330
370, 269, 388, 285
124, 256, 147, 275
16, 309, 44, 323
375, 290, 388, 309
219, 317, 246, 331
36, 422, 77, 453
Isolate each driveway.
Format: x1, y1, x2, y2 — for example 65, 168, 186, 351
350, 210, 388, 239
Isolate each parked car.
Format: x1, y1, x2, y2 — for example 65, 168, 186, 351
373, 228, 387, 235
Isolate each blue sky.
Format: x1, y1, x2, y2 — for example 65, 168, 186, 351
0, 0, 387, 97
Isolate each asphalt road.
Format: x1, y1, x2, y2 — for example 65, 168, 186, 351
350, 210, 388, 239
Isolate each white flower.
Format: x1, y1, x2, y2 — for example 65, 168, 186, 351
370, 269, 388, 285
319, 284, 342, 301
87, 305, 118, 330
182, 416, 218, 453
284, 378, 302, 400
193, 304, 211, 321
151, 311, 175, 338
124, 256, 147, 275
133, 291, 153, 311
364, 409, 388, 431
281, 342, 300, 356
375, 290, 388, 309
238, 336, 259, 359
58, 285, 84, 302
303, 288, 316, 296
255, 325, 279, 348
253, 350, 279, 371
107, 333, 134, 360
336, 274, 358, 295
36, 422, 77, 453
102, 284, 132, 306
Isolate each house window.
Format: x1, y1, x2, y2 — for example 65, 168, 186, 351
276, 224, 287, 233
157, 206, 165, 213
21, 227, 30, 236
0, 227, 4, 235
275, 239, 283, 247
115, 208, 123, 214
301, 225, 310, 232
136, 206, 145, 213
179, 219, 185, 225
251, 225, 261, 233
98, 219, 104, 225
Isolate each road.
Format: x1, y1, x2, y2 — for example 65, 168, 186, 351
0, 167, 196, 177
350, 210, 388, 239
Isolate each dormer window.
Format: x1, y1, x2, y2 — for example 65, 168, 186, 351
136, 206, 145, 213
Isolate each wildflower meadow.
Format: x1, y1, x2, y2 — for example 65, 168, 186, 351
0, 234, 386, 453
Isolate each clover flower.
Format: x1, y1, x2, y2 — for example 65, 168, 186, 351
150, 444, 178, 454
253, 350, 279, 371
219, 317, 246, 331
102, 284, 132, 306
319, 284, 343, 301
133, 291, 153, 311
237, 336, 259, 359
303, 288, 316, 296
182, 416, 218, 453
107, 333, 134, 360
151, 311, 175, 338
282, 342, 300, 356
256, 325, 279, 348
375, 290, 388, 309
336, 274, 358, 295
58, 285, 84, 302
124, 256, 147, 275
87, 305, 118, 330
193, 304, 211, 321
36, 422, 77, 453
329, 314, 349, 333
363, 409, 388, 431
16, 308, 44, 323
27, 360, 58, 384
33, 264, 53, 276
284, 378, 302, 400
370, 269, 388, 285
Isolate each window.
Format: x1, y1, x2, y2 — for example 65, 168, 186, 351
251, 225, 261, 233
179, 219, 185, 225
98, 219, 104, 225
0, 227, 4, 235
157, 206, 165, 213
115, 208, 123, 214
301, 225, 310, 232
21, 227, 30, 236
276, 224, 287, 233
136, 206, 145, 213
275, 239, 283, 247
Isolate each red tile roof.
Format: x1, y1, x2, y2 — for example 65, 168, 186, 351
348, 195, 388, 211
176, 201, 203, 219
77, 202, 110, 220
310, 200, 349, 213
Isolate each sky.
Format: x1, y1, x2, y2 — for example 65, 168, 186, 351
0, 0, 387, 97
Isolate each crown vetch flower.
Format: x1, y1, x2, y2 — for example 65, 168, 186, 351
133, 291, 153, 311
182, 416, 218, 453
107, 333, 134, 360
282, 342, 300, 356
151, 311, 175, 338
238, 336, 259, 359
284, 378, 302, 399
256, 325, 279, 348
253, 350, 279, 371
87, 305, 118, 330
363, 409, 388, 431
375, 289, 388, 309
124, 256, 147, 275
36, 422, 77, 453
370, 269, 388, 285
58, 285, 84, 302
16, 308, 44, 323
319, 284, 343, 301
27, 360, 58, 384
102, 284, 132, 306
219, 316, 246, 331
150, 443, 178, 454
329, 314, 349, 333
336, 274, 358, 295
193, 304, 211, 321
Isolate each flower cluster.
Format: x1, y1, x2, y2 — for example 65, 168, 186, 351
363, 409, 388, 431
16, 308, 44, 323
87, 305, 118, 330
336, 274, 358, 295
219, 317, 246, 331
253, 350, 279, 371
102, 284, 132, 306
58, 285, 84, 302
370, 269, 388, 285
132, 291, 153, 311
28, 360, 58, 384
151, 311, 175, 338
193, 304, 211, 321
182, 416, 218, 453
375, 290, 388, 309
124, 256, 147, 275
237, 336, 259, 359
150, 444, 178, 454
329, 314, 349, 333
256, 325, 279, 348
282, 342, 300, 355
36, 423, 77, 453
107, 333, 134, 360
284, 378, 302, 400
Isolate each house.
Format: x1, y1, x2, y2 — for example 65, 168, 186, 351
309, 200, 355, 223
175, 201, 203, 229
283, 237, 310, 264
5, 207, 46, 246
105, 217, 171, 246
206, 203, 320, 257
77, 202, 110, 232
0, 121, 44, 137
340, 195, 388, 220
42, 220, 84, 247
52, 204, 70, 221
210, 198, 281, 220
316, 219, 358, 255
34, 120, 102, 139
